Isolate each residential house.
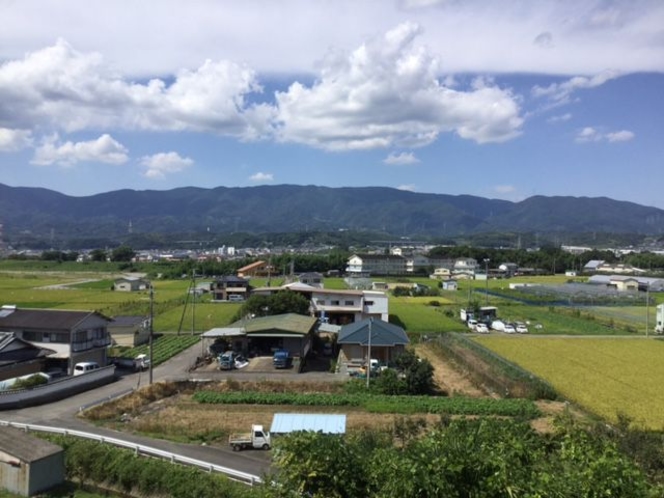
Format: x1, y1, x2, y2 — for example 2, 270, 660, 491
0, 332, 54, 381
252, 283, 389, 325
453, 258, 478, 277
0, 426, 65, 496
337, 319, 409, 365
346, 254, 407, 276
113, 277, 149, 292
107, 315, 150, 347
430, 267, 452, 280
212, 276, 251, 301
0, 306, 111, 375
237, 260, 274, 278
298, 272, 324, 288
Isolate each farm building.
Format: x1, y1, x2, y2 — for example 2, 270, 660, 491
0, 426, 65, 496
202, 313, 318, 360
113, 277, 149, 292
108, 315, 150, 347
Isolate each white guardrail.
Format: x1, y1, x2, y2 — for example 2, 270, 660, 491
0, 420, 262, 486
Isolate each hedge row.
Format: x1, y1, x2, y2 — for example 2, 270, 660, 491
42, 435, 255, 498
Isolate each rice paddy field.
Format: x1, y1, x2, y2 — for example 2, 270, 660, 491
473, 335, 664, 430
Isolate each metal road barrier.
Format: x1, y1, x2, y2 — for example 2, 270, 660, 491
0, 420, 262, 486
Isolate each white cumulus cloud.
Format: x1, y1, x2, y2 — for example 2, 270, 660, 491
140, 152, 193, 178
532, 70, 621, 105
31, 134, 128, 166
606, 130, 635, 142
0, 128, 33, 152
575, 127, 635, 143
0, 39, 271, 139
274, 22, 523, 151
384, 152, 420, 165
249, 172, 274, 183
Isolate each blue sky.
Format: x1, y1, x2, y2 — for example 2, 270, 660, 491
0, 0, 663, 208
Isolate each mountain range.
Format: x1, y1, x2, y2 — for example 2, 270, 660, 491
1, 183, 663, 243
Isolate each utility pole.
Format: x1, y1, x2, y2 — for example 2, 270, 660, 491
483, 258, 490, 306
191, 270, 196, 336
646, 283, 650, 338
366, 318, 373, 389
148, 283, 154, 385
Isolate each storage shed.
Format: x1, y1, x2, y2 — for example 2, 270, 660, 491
0, 426, 65, 496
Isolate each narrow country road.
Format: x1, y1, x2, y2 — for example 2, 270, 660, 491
0, 342, 272, 479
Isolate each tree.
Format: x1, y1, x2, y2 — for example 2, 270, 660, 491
90, 248, 107, 262
394, 349, 435, 395
233, 291, 310, 321
110, 245, 135, 262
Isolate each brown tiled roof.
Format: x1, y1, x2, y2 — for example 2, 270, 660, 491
0, 426, 63, 462
237, 260, 266, 272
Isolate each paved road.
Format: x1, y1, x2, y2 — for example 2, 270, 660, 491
0, 342, 278, 479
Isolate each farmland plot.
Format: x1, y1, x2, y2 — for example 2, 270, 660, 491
474, 336, 664, 429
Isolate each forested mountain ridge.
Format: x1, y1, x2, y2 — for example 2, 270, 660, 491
1, 183, 663, 241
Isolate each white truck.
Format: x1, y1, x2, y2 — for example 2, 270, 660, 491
229, 424, 271, 451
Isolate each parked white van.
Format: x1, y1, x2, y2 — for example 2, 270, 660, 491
73, 361, 100, 376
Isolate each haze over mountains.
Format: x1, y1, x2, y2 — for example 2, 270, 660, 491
1, 183, 663, 242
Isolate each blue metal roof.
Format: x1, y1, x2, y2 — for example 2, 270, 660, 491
270, 413, 346, 434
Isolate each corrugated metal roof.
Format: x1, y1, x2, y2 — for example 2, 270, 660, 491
231, 313, 318, 335
270, 413, 346, 434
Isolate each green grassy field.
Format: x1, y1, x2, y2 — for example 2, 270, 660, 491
473, 335, 664, 429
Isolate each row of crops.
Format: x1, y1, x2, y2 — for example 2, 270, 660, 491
118, 335, 199, 366
192, 390, 541, 418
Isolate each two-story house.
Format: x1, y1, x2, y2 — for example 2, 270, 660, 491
212, 276, 251, 301
0, 305, 112, 375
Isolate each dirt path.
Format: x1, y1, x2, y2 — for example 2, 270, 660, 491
414, 342, 485, 397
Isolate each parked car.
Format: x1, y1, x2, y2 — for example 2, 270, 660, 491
273, 350, 293, 369
475, 323, 489, 334
516, 323, 529, 334
228, 294, 245, 302
467, 319, 478, 330
491, 320, 505, 332
503, 324, 516, 334
73, 361, 100, 375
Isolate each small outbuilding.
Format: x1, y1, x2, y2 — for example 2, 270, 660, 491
0, 426, 65, 496
113, 277, 149, 292
108, 315, 150, 347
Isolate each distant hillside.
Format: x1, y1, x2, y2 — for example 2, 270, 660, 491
1, 183, 663, 243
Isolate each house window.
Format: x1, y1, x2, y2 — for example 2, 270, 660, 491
365, 301, 374, 306
344, 300, 354, 306
331, 300, 340, 306
316, 299, 325, 305
23, 331, 41, 342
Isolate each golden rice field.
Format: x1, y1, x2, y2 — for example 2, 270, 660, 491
473, 336, 664, 430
